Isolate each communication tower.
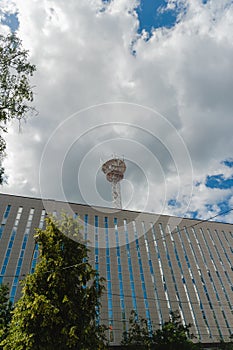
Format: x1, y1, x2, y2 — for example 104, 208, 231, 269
102, 157, 126, 209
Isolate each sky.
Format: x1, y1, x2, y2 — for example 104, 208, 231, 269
0, 0, 233, 222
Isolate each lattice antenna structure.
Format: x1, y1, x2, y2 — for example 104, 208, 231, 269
102, 158, 126, 209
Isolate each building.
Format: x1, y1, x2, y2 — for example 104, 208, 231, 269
0, 192, 233, 346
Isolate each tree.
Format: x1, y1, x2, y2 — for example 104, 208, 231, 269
218, 336, 233, 350
121, 310, 155, 349
153, 311, 198, 350
0, 33, 36, 183
1, 215, 107, 350
0, 284, 13, 349
122, 310, 199, 350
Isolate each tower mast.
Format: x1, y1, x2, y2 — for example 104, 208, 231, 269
102, 157, 126, 209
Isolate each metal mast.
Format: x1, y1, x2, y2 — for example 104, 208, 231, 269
102, 158, 126, 209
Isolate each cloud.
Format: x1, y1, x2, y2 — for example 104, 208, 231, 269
1, 0, 233, 223
182, 160, 233, 221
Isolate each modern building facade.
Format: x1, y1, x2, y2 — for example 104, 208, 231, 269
0, 193, 233, 346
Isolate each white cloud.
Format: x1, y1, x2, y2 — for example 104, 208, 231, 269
1, 0, 233, 223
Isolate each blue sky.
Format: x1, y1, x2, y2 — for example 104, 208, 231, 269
0, 0, 233, 223
1, 12, 19, 31
136, 1, 211, 36
136, 0, 185, 35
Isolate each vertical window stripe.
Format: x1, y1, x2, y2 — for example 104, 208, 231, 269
0, 204, 11, 240
123, 219, 137, 312
150, 223, 171, 312
0, 207, 23, 285
94, 215, 100, 324
142, 221, 162, 325
132, 220, 152, 331
84, 214, 88, 244
104, 217, 114, 342
82, 214, 89, 264
30, 209, 46, 274
114, 218, 126, 332
94, 216, 99, 272
10, 208, 35, 302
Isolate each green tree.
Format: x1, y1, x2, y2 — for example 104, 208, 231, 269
218, 337, 233, 350
122, 310, 199, 350
153, 311, 198, 350
121, 310, 155, 349
0, 33, 36, 183
0, 284, 13, 349
1, 215, 107, 350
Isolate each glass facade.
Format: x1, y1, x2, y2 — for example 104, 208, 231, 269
0, 194, 233, 344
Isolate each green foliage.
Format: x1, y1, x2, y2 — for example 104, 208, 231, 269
121, 310, 155, 349
0, 284, 13, 349
153, 311, 197, 350
218, 337, 233, 350
1, 215, 107, 350
0, 33, 36, 183
122, 310, 199, 350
